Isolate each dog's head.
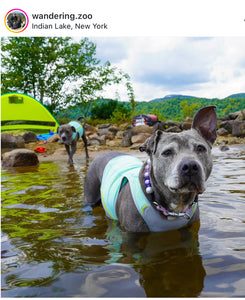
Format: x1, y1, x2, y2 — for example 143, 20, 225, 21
57, 124, 76, 145
139, 106, 217, 210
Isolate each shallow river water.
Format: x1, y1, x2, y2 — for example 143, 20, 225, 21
1, 145, 245, 297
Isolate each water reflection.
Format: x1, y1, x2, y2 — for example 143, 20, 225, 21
104, 221, 206, 297
1, 146, 245, 297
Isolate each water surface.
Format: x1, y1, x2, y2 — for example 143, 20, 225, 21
1, 146, 245, 297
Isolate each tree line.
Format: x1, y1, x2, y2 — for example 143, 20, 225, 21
55, 95, 245, 125
132, 96, 245, 121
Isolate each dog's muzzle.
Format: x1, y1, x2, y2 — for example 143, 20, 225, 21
168, 158, 205, 194
178, 158, 204, 193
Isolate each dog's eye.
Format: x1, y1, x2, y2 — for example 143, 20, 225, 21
196, 145, 206, 152
162, 149, 173, 156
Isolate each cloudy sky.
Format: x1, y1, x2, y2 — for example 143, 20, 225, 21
89, 37, 245, 102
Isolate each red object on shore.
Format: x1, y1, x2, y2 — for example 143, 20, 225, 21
34, 146, 47, 153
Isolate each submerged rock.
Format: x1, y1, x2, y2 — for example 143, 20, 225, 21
220, 145, 230, 151
2, 149, 39, 168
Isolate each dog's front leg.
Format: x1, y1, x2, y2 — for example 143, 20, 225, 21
65, 144, 73, 165
69, 140, 78, 164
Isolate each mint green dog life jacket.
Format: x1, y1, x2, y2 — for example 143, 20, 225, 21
69, 120, 84, 141
100, 155, 198, 232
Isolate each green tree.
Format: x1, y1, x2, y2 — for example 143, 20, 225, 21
125, 77, 136, 114
1, 37, 72, 106
110, 108, 131, 124
1, 37, 134, 114
65, 63, 134, 117
90, 99, 130, 120
149, 107, 166, 121
180, 101, 200, 120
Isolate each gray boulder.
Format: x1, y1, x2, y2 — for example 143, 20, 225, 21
98, 123, 111, 129
97, 128, 114, 140
180, 122, 192, 131
131, 133, 151, 144
153, 122, 166, 132
1, 134, 25, 149
121, 129, 132, 147
2, 149, 39, 168
165, 126, 181, 133
217, 128, 229, 136
22, 131, 37, 143
131, 125, 152, 136
235, 109, 245, 120
219, 121, 233, 134
232, 121, 245, 137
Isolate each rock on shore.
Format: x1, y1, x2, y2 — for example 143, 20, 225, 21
1, 109, 245, 163
2, 149, 39, 168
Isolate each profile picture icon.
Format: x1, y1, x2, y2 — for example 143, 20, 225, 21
5, 9, 29, 33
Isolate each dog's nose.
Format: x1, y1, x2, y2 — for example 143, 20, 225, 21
62, 136, 67, 141
179, 160, 200, 176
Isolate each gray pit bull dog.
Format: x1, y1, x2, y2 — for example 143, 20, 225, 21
84, 106, 217, 232
58, 116, 89, 165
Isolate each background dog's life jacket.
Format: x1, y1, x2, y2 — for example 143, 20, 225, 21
100, 155, 198, 232
69, 120, 84, 140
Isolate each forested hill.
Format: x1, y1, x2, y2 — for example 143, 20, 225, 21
55, 93, 245, 122
149, 93, 245, 102
133, 93, 245, 121
224, 93, 245, 99
149, 94, 196, 102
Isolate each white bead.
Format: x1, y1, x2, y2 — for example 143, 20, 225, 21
144, 172, 149, 178
146, 186, 153, 194
147, 158, 151, 165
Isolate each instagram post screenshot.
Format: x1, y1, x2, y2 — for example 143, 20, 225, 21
1, 0, 245, 298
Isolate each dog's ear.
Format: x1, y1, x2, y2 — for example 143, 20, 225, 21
57, 126, 60, 134
139, 130, 163, 155
71, 126, 76, 133
192, 106, 217, 144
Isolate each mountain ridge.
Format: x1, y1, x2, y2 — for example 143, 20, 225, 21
148, 93, 245, 102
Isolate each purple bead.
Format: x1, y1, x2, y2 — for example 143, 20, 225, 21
145, 179, 150, 185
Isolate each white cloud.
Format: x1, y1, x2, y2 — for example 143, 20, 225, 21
90, 37, 245, 101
